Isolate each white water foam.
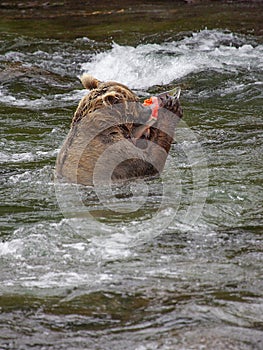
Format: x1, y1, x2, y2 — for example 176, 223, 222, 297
0, 220, 133, 291
0, 239, 23, 257
0, 30, 262, 108
81, 30, 263, 89
0, 86, 87, 109
0, 149, 58, 163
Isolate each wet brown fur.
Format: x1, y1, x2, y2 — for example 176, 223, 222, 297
56, 74, 182, 186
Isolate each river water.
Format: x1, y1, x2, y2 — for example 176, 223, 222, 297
0, 1, 263, 349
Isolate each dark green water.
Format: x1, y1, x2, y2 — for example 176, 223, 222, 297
0, 1, 263, 349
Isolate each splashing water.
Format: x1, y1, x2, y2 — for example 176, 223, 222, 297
0, 28, 262, 350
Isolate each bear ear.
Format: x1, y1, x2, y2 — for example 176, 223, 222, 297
80, 74, 100, 90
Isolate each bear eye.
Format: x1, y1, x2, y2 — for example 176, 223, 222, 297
109, 131, 119, 136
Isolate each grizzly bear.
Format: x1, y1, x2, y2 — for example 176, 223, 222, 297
55, 74, 183, 186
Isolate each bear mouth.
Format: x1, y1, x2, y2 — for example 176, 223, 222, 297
105, 122, 154, 150
101, 90, 182, 151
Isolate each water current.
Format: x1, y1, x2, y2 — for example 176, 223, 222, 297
0, 3, 263, 349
